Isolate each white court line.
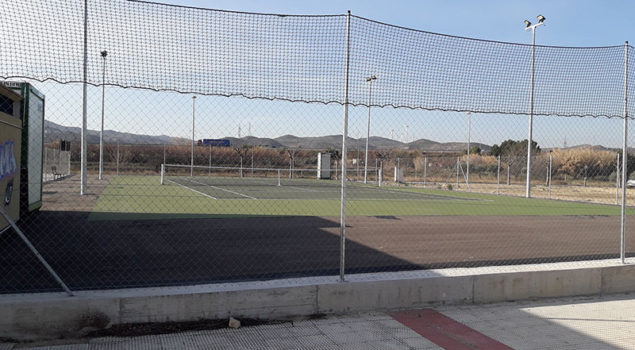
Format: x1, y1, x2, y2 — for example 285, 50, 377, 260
166, 179, 217, 200
187, 178, 257, 200
286, 186, 319, 192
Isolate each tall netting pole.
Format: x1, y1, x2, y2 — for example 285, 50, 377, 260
80, 0, 88, 195
340, 11, 351, 282
621, 41, 629, 264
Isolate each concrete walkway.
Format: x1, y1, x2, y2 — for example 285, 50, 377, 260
4, 293, 635, 349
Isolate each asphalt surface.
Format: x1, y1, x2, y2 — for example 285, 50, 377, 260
1, 209, 631, 293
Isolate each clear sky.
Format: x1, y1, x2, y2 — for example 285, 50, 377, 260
8, 0, 635, 149
156, 0, 633, 47
127, 1, 634, 148
130, 1, 635, 148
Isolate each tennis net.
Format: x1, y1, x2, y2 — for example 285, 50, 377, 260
160, 164, 379, 188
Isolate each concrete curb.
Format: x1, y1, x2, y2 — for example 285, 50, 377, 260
2, 261, 634, 341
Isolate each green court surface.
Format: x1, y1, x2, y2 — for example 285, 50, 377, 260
90, 175, 630, 220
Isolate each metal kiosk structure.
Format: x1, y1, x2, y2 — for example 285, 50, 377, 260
0, 82, 71, 295
0, 83, 23, 232
3, 81, 45, 213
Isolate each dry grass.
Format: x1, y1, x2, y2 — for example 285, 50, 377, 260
447, 182, 633, 206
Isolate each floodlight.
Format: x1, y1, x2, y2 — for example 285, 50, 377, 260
366, 75, 377, 82
99, 49, 108, 180
523, 13, 547, 198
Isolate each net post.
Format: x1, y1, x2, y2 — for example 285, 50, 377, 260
497, 155, 501, 195
620, 41, 629, 264
278, 169, 281, 186
340, 10, 351, 282
161, 164, 164, 185
507, 164, 510, 185
456, 156, 460, 189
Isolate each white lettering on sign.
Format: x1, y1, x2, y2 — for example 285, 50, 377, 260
0, 141, 18, 180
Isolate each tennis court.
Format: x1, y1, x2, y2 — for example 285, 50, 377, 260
164, 171, 476, 201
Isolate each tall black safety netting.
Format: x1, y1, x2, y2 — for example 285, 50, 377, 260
0, 0, 634, 293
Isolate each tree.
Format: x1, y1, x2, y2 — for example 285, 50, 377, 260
490, 139, 540, 158
490, 139, 541, 178
326, 147, 341, 162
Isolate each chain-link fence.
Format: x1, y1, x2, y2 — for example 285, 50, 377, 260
1, 0, 635, 294
43, 147, 71, 182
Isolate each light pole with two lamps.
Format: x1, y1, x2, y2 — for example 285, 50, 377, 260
523, 14, 546, 198
99, 50, 108, 180
364, 75, 377, 184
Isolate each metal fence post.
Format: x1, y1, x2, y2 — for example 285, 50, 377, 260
116, 141, 119, 175
548, 151, 552, 199
507, 164, 510, 186
621, 41, 629, 264
616, 152, 621, 205
340, 10, 351, 282
497, 155, 501, 195
423, 156, 427, 188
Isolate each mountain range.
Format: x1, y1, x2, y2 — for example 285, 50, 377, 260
43, 119, 489, 153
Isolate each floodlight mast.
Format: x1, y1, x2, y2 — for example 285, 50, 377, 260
364, 75, 377, 184
99, 50, 108, 180
524, 14, 545, 198
191, 96, 196, 177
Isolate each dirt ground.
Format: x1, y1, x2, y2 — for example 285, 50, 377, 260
417, 181, 633, 205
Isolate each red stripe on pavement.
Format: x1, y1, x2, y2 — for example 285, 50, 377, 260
390, 309, 513, 350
